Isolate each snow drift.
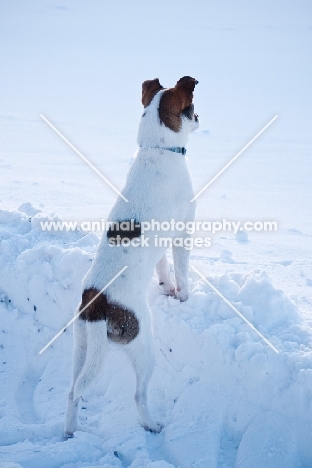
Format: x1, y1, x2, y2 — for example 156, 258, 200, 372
0, 207, 312, 467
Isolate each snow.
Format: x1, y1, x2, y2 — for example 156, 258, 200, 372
1, 0, 312, 466
1, 211, 312, 467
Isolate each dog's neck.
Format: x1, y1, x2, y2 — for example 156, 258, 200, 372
137, 90, 191, 151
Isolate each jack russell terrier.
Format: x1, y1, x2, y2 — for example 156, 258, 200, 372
64, 76, 199, 437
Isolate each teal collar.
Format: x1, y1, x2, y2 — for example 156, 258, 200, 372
140, 146, 187, 156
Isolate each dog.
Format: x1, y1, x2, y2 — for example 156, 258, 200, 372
64, 76, 199, 437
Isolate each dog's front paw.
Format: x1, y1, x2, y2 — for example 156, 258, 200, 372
143, 421, 163, 433
159, 281, 176, 297
175, 288, 188, 302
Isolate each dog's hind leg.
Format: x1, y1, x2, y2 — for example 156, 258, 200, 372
156, 253, 175, 296
64, 316, 87, 438
125, 326, 163, 433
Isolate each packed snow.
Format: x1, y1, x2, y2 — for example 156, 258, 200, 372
1, 0, 312, 467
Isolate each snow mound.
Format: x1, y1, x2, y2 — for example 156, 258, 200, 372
235, 230, 249, 243
0, 208, 312, 467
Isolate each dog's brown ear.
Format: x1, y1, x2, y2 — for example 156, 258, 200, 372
159, 76, 198, 132
142, 78, 164, 107
175, 76, 198, 109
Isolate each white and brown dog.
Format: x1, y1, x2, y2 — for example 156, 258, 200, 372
64, 76, 199, 437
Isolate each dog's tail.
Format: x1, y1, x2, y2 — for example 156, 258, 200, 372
73, 320, 108, 400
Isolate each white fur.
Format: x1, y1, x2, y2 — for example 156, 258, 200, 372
74, 320, 108, 399
64, 89, 198, 437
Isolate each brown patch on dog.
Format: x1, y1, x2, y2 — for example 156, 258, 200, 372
107, 219, 141, 241
159, 76, 198, 132
182, 104, 195, 120
79, 288, 139, 344
142, 78, 164, 107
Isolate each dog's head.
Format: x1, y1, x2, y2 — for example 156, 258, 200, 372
138, 76, 199, 148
